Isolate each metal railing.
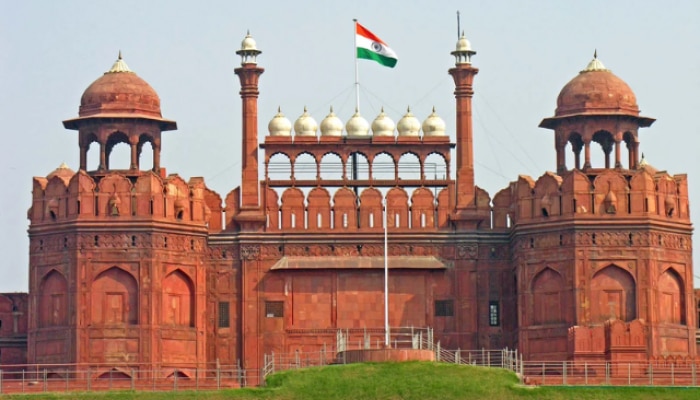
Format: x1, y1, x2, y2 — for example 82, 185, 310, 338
0, 363, 256, 394
519, 360, 700, 386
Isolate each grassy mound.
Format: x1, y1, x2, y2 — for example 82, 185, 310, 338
4, 362, 700, 399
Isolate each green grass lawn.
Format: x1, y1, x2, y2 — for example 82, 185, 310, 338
4, 362, 700, 400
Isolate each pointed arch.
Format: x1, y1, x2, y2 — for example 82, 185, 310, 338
531, 268, 564, 325
371, 152, 395, 181
410, 187, 435, 229
347, 152, 369, 180
307, 187, 331, 229
397, 152, 421, 181
591, 130, 615, 168
163, 269, 195, 327
333, 187, 357, 230
591, 265, 636, 323
319, 152, 343, 181
105, 131, 131, 170
38, 270, 68, 327
293, 152, 317, 181
280, 187, 305, 230
137, 134, 155, 171
91, 267, 138, 325
267, 152, 292, 181
658, 268, 685, 325
386, 187, 409, 229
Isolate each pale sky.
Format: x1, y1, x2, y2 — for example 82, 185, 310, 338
1, 0, 699, 291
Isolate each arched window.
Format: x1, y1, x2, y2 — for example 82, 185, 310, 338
590, 265, 636, 323
658, 268, 685, 325
163, 270, 195, 327
38, 270, 68, 327
91, 267, 138, 325
531, 268, 564, 325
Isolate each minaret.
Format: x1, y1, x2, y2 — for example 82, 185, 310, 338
448, 32, 479, 228
234, 32, 266, 230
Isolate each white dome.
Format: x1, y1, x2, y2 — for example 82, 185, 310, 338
397, 107, 421, 137
422, 107, 446, 137
371, 107, 395, 137
455, 34, 472, 52
293, 106, 318, 137
320, 107, 344, 136
241, 31, 258, 51
268, 107, 292, 136
346, 109, 370, 137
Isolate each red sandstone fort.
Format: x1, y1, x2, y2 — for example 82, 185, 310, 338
0, 32, 696, 383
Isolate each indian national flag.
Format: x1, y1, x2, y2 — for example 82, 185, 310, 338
356, 22, 398, 68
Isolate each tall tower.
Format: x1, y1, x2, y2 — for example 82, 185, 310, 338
448, 33, 483, 229
234, 32, 266, 231
28, 54, 211, 376
510, 54, 694, 362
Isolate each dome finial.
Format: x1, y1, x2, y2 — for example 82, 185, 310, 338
107, 51, 132, 73
582, 51, 607, 72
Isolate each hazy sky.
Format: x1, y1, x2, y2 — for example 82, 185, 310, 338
1, 1, 699, 291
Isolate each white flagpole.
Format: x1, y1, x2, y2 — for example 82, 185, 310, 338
383, 198, 389, 347
353, 18, 360, 112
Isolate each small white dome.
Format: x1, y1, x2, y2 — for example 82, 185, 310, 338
241, 31, 258, 51
422, 107, 446, 137
456, 34, 472, 52
397, 107, 421, 137
320, 107, 344, 136
268, 107, 292, 137
371, 107, 395, 137
294, 106, 318, 137
346, 109, 370, 137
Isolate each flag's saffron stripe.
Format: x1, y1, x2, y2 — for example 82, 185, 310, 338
357, 48, 397, 68
356, 23, 386, 45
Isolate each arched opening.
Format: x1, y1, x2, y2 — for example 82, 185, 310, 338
591, 130, 614, 169
347, 152, 369, 180
163, 270, 195, 327
658, 268, 685, 325
531, 268, 565, 325
320, 152, 343, 181
293, 152, 317, 181
91, 267, 138, 325
38, 270, 68, 327
424, 153, 448, 181
105, 132, 131, 170
590, 265, 636, 323
397, 152, 421, 181
267, 153, 292, 181
372, 152, 395, 181
138, 135, 154, 171
85, 134, 100, 171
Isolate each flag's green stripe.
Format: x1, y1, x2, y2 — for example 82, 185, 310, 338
357, 48, 397, 68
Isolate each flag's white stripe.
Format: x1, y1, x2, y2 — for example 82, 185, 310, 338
356, 35, 397, 59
